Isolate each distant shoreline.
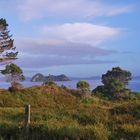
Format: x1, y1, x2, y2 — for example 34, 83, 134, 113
0, 79, 139, 92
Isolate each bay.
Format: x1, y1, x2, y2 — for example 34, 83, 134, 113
0, 79, 139, 92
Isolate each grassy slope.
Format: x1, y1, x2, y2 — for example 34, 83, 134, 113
0, 85, 140, 140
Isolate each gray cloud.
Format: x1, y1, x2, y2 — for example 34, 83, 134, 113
17, 39, 116, 57
16, 54, 116, 69
15, 38, 117, 69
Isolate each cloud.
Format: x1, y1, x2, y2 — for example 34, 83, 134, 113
18, 0, 133, 21
15, 37, 117, 69
16, 54, 116, 69
14, 22, 120, 69
42, 23, 121, 45
17, 38, 116, 56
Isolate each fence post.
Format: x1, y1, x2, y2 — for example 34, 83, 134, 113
24, 104, 30, 134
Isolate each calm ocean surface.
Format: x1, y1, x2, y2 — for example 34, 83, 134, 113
0, 79, 139, 92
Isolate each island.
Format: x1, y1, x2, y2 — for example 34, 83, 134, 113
31, 73, 70, 82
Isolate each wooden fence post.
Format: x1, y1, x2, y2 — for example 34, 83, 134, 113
24, 104, 30, 133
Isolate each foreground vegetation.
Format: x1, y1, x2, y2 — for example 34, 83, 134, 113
0, 83, 140, 140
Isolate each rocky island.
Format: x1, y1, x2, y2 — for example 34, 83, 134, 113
31, 73, 70, 82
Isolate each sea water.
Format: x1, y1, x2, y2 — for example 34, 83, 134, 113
0, 79, 139, 92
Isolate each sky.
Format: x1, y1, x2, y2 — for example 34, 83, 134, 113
0, 0, 140, 77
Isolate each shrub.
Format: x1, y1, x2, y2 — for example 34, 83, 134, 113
43, 81, 57, 86
76, 81, 91, 96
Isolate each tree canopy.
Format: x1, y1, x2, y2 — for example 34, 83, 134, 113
93, 67, 132, 99
102, 67, 131, 87
1, 63, 25, 86
0, 18, 18, 63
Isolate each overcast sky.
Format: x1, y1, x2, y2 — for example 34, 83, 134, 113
0, 0, 140, 77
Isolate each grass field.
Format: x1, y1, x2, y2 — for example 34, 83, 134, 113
0, 85, 140, 140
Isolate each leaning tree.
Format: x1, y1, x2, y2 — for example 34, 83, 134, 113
0, 18, 18, 64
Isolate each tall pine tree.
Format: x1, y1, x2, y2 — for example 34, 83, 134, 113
0, 18, 18, 64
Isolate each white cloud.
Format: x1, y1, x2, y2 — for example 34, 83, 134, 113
42, 23, 121, 45
18, 0, 133, 21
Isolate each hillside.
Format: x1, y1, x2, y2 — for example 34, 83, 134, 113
0, 84, 140, 140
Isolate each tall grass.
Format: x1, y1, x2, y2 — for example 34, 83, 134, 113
0, 85, 140, 139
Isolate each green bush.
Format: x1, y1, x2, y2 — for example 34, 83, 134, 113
43, 81, 57, 86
